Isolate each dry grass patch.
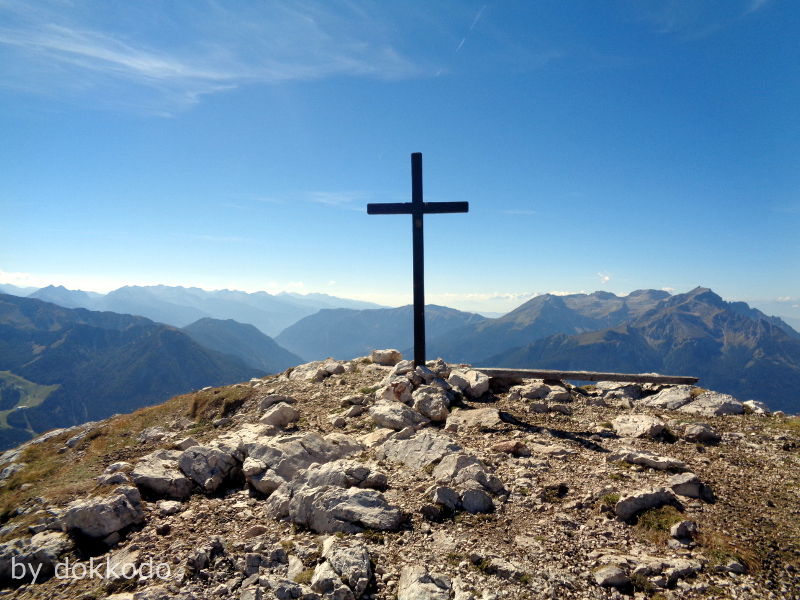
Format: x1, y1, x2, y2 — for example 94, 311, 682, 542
187, 385, 254, 422
697, 530, 761, 573
0, 391, 195, 527
634, 505, 684, 545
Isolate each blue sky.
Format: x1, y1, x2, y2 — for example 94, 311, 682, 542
1, 0, 798, 320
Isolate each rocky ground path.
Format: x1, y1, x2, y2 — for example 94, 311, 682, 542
0, 352, 798, 600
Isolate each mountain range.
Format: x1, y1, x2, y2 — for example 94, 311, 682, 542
275, 304, 487, 361
24, 285, 384, 336
275, 288, 800, 413
1, 283, 798, 450
0, 294, 274, 450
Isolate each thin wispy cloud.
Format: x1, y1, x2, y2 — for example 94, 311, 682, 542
598, 271, 612, 284
0, 0, 422, 114
455, 4, 487, 53
307, 191, 368, 212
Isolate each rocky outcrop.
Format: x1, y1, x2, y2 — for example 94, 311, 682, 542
287, 486, 402, 534
131, 449, 193, 500
678, 391, 745, 416
62, 486, 144, 540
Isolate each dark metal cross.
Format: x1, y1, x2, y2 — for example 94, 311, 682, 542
367, 152, 469, 367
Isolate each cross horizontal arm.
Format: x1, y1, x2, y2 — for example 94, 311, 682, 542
423, 201, 469, 214
367, 202, 412, 215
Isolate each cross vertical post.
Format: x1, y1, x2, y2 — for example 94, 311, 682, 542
367, 153, 469, 368
411, 153, 425, 368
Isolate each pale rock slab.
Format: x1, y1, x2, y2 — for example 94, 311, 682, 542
131, 449, 193, 500
411, 386, 451, 422
369, 401, 429, 431
259, 402, 300, 428
681, 422, 721, 443
678, 391, 744, 416
371, 349, 402, 366
607, 449, 687, 472
397, 565, 452, 600
321, 537, 372, 598
287, 486, 402, 533
179, 445, 239, 493
377, 430, 462, 469
611, 415, 666, 439
614, 487, 681, 521
445, 407, 503, 431
63, 486, 145, 539
638, 385, 694, 410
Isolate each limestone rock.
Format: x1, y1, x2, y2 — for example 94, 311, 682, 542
288, 486, 402, 533
460, 487, 494, 513
507, 381, 550, 401
397, 565, 452, 600
411, 386, 451, 422
744, 400, 771, 414
678, 391, 744, 416
433, 453, 504, 495
608, 449, 687, 472
593, 564, 629, 587
447, 369, 489, 399
681, 422, 721, 443
371, 349, 403, 366
375, 378, 414, 404
431, 486, 460, 511
321, 537, 372, 598
445, 407, 503, 431
369, 401, 429, 431
639, 385, 694, 410
302, 460, 387, 490
377, 430, 462, 469
0, 531, 73, 584
131, 449, 193, 500
611, 415, 665, 438
614, 487, 681, 521
63, 486, 145, 539
245, 432, 363, 494
179, 445, 239, 493
259, 402, 300, 428
668, 472, 705, 499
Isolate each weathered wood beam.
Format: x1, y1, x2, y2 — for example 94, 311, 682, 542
474, 367, 699, 385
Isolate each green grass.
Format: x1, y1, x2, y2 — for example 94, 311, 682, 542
601, 493, 621, 507
0, 371, 60, 428
634, 505, 684, 544
294, 568, 314, 585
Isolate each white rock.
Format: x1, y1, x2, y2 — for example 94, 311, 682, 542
445, 407, 503, 431
259, 402, 300, 428
371, 349, 403, 366
378, 431, 462, 469
397, 565, 452, 600
131, 449, 193, 500
411, 386, 451, 422
178, 445, 239, 493
682, 423, 721, 443
744, 400, 771, 414
593, 564, 629, 587
288, 486, 402, 534
608, 449, 687, 472
668, 472, 703, 498
678, 391, 744, 416
369, 401, 429, 431
614, 487, 681, 521
612, 415, 666, 438
63, 487, 145, 539
639, 385, 694, 410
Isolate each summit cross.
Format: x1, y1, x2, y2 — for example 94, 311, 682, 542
367, 152, 469, 367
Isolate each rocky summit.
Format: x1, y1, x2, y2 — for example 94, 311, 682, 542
0, 351, 798, 600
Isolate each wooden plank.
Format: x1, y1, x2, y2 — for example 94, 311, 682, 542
474, 367, 698, 385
